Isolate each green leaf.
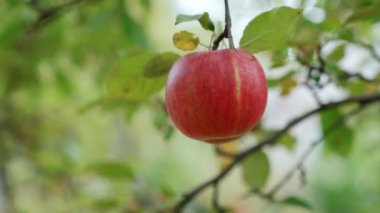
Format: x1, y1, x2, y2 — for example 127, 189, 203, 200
240, 7, 302, 53
173, 31, 199, 51
267, 71, 295, 88
337, 28, 355, 42
278, 133, 297, 150
318, 11, 341, 32
282, 197, 313, 210
346, 80, 378, 96
164, 126, 174, 141
280, 75, 297, 96
267, 79, 280, 88
94, 198, 119, 210
327, 44, 346, 62
139, 0, 151, 11
289, 17, 320, 47
253, 127, 271, 140
54, 71, 74, 96
154, 111, 168, 129
142, 52, 180, 78
345, 5, 380, 24
6, 0, 21, 7
86, 161, 134, 180
154, 111, 175, 141
271, 48, 288, 68
124, 101, 142, 120
321, 108, 354, 157
79, 99, 141, 120
326, 62, 344, 76
106, 53, 167, 101
0, 20, 25, 46
122, 11, 150, 48
241, 151, 270, 189
175, 12, 215, 31
160, 185, 176, 198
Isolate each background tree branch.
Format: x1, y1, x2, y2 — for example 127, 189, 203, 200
172, 93, 380, 212
27, 0, 102, 33
265, 105, 364, 197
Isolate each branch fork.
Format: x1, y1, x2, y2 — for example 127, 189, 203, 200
212, 0, 235, 50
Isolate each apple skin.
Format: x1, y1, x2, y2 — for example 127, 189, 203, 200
165, 49, 267, 144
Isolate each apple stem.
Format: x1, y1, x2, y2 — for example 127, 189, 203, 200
224, 0, 235, 49
211, 0, 235, 50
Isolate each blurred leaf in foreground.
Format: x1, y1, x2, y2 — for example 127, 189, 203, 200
143, 52, 180, 78
241, 150, 270, 189
281, 196, 313, 210
86, 161, 134, 180
106, 53, 167, 101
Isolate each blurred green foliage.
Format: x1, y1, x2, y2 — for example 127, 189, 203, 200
0, 0, 159, 212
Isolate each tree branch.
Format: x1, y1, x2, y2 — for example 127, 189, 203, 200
266, 106, 364, 196
172, 93, 380, 212
212, 0, 234, 50
304, 82, 323, 106
212, 29, 227, 50
27, 0, 102, 33
359, 42, 380, 62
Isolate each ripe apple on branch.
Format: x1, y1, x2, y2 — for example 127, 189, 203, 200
166, 49, 267, 143
166, 1, 268, 144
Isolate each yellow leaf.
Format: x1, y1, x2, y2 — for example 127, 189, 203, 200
172, 31, 199, 51
217, 141, 238, 170
280, 76, 297, 96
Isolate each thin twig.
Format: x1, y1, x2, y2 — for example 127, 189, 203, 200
27, 0, 101, 33
242, 188, 273, 200
325, 39, 380, 62
359, 42, 380, 62
212, 29, 227, 50
171, 93, 380, 212
212, 183, 226, 212
316, 44, 326, 71
304, 82, 323, 106
298, 44, 332, 89
299, 166, 307, 187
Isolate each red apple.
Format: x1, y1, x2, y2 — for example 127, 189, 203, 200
165, 49, 267, 144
